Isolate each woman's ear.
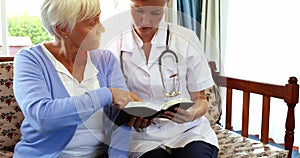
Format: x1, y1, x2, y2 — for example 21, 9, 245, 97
55, 25, 69, 38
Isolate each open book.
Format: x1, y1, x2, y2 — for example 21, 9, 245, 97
114, 98, 194, 126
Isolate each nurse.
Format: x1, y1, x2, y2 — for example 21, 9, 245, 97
106, 0, 219, 157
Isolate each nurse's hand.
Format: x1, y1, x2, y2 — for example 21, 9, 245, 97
109, 88, 133, 109
127, 117, 152, 129
160, 107, 197, 123
161, 90, 209, 123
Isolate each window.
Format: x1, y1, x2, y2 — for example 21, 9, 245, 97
0, 0, 130, 56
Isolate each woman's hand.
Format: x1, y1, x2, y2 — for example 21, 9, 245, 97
109, 88, 134, 109
110, 89, 151, 128
128, 117, 152, 129
127, 93, 152, 129
161, 90, 208, 124
129, 91, 142, 102
160, 106, 197, 123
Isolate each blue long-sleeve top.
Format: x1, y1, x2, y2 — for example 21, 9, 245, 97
13, 44, 127, 157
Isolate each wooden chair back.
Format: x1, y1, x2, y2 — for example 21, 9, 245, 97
0, 57, 14, 62
208, 61, 299, 158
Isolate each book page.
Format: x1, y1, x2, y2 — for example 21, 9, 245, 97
122, 102, 161, 118
123, 98, 194, 118
161, 98, 194, 110
125, 102, 161, 111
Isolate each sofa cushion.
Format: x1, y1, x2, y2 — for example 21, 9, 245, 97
0, 62, 23, 151
0, 149, 14, 158
212, 124, 288, 157
204, 84, 222, 125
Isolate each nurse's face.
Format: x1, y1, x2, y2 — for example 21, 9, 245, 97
130, 0, 168, 36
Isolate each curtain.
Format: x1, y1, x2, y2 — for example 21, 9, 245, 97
177, 0, 222, 72
201, 0, 221, 72
177, 0, 202, 37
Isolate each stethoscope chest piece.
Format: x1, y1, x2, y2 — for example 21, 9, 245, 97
120, 24, 181, 97
158, 25, 181, 97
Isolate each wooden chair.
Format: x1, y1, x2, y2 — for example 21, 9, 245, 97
209, 61, 299, 158
0, 57, 14, 62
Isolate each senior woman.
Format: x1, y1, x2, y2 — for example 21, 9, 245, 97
12, 0, 138, 157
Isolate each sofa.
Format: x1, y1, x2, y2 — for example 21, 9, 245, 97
0, 58, 297, 158
0, 60, 23, 158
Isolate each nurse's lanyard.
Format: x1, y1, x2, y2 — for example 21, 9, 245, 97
120, 24, 181, 97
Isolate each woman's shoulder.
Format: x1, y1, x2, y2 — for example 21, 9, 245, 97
17, 44, 42, 55
14, 44, 46, 62
168, 23, 196, 37
89, 49, 114, 58
167, 23, 200, 47
89, 49, 117, 64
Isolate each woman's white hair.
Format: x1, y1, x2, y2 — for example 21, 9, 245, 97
40, 0, 100, 37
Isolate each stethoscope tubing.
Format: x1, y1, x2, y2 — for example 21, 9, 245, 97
120, 24, 181, 97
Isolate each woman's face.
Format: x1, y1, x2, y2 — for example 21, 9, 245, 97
67, 14, 105, 51
130, 0, 167, 36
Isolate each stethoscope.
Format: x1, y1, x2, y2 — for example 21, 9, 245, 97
120, 24, 181, 97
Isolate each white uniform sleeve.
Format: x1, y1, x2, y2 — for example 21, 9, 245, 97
186, 32, 215, 92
